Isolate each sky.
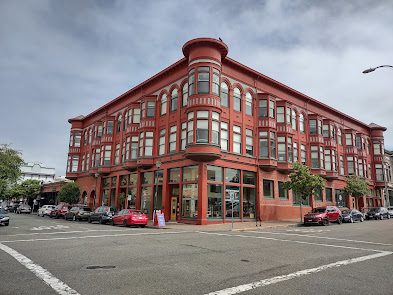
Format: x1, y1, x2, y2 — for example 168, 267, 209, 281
1, 0, 392, 177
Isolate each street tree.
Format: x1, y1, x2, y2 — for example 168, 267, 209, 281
283, 162, 326, 221
21, 179, 42, 200
0, 144, 24, 198
343, 175, 370, 199
57, 182, 81, 205
9, 183, 25, 201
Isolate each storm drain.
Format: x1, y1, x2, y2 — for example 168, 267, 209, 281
86, 265, 116, 270
241, 259, 250, 263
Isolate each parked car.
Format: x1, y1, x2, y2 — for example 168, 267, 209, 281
341, 209, 364, 223
37, 205, 56, 217
49, 204, 71, 219
304, 206, 342, 226
88, 206, 119, 224
111, 209, 148, 227
365, 207, 391, 220
387, 207, 393, 217
64, 205, 92, 221
0, 208, 10, 226
16, 204, 31, 214
8, 203, 20, 213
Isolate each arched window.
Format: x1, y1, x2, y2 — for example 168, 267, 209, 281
171, 89, 178, 112
161, 94, 167, 116
233, 88, 241, 112
299, 113, 305, 132
221, 82, 228, 107
245, 92, 252, 116
182, 84, 188, 107
117, 115, 122, 133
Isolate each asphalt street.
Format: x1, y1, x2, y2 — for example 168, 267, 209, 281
1, 213, 392, 295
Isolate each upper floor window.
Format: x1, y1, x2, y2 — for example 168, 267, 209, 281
74, 133, 81, 147
212, 68, 220, 96
292, 111, 297, 130
169, 125, 177, 153
159, 129, 165, 155
309, 120, 317, 134
277, 107, 285, 123
133, 108, 140, 124
106, 121, 113, 135
373, 141, 381, 155
182, 84, 188, 107
269, 101, 275, 119
286, 107, 292, 124
181, 122, 187, 151
146, 101, 155, 118
233, 125, 241, 154
97, 125, 102, 138
196, 111, 209, 143
246, 129, 253, 156
171, 89, 178, 112
233, 88, 241, 112
259, 100, 267, 117
299, 113, 305, 132
345, 134, 353, 146
88, 130, 92, 144
130, 136, 138, 160
356, 137, 362, 149
188, 69, 195, 96
221, 82, 229, 108
197, 67, 209, 94
337, 128, 342, 145
245, 92, 252, 116
221, 122, 228, 151
117, 115, 122, 133
212, 112, 220, 145
161, 94, 167, 116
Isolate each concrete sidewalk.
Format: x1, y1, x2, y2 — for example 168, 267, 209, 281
147, 219, 302, 231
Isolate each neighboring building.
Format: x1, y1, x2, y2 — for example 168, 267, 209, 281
384, 150, 393, 207
66, 38, 387, 224
20, 162, 55, 184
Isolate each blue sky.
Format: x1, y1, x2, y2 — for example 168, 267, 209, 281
1, 0, 392, 176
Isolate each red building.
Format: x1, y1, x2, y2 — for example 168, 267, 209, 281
66, 38, 387, 224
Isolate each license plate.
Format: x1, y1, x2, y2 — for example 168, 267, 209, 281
138, 217, 142, 219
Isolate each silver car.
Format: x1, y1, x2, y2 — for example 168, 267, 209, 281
38, 205, 56, 217
16, 204, 31, 214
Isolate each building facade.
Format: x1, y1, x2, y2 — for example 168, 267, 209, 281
20, 162, 55, 184
66, 38, 387, 224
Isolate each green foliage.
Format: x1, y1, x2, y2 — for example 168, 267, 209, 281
9, 183, 25, 200
343, 176, 369, 198
57, 182, 81, 205
283, 162, 326, 201
118, 192, 126, 209
21, 179, 42, 200
0, 144, 24, 196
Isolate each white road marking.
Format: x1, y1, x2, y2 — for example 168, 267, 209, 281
2, 229, 141, 237
286, 228, 330, 233
0, 231, 188, 243
31, 225, 70, 230
205, 251, 392, 295
0, 243, 80, 295
197, 231, 386, 253
253, 231, 392, 246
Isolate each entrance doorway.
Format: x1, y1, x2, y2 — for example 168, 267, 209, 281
170, 185, 179, 221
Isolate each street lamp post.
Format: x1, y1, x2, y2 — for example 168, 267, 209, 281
362, 65, 393, 74
94, 173, 99, 209
153, 160, 162, 222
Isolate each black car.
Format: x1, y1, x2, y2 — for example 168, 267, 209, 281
365, 207, 391, 220
341, 209, 364, 223
88, 206, 119, 224
0, 208, 10, 226
64, 205, 92, 221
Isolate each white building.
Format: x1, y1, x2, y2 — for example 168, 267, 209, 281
20, 162, 55, 184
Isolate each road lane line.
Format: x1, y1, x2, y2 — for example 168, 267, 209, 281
197, 231, 386, 253
205, 251, 392, 295
0, 243, 80, 295
0, 231, 188, 243
252, 231, 392, 246
1, 229, 139, 237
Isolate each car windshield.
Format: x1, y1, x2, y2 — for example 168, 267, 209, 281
310, 208, 326, 213
368, 208, 378, 212
130, 210, 143, 214
341, 210, 350, 214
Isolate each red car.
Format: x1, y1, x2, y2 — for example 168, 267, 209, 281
49, 204, 71, 219
304, 206, 343, 226
111, 209, 148, 228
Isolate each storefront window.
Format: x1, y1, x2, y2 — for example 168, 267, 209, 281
225, 168, 240, 183
225, 185, 240, 218
326, 188, 332, 202
207, 165, 222, 182
335, 189, 347, 207
207, 184, 222, 218
243, 187, 255, 218
140, 187, 152, 215
102, 190, 109, 206
129, 173, 138, 186
183, 166, 198, 181
103, 178, 110, 188
120, 175, 128, 187
141, 172, 153, 185
182, 183, 198, 218
169, 168, 181, 183
127, 187, 136, 209
243, 171, 255, 185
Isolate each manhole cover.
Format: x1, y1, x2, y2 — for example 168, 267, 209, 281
86, 265, 116, 270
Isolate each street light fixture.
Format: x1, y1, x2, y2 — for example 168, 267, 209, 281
153, 160, 162, 222
362, 65, 393, 74
94, 173, 99, 209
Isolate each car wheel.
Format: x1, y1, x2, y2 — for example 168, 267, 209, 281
140, 225, 145, 228
380, 215, 384, 220
350, 217, 354, 223
5, 222, 9, 226
99, 217, 104, 224
123, 220, 128, 227
322, 218, 329, 226
360, 216, 364, 222
88, 217, 92, 223
387, 214, 391, 219
55, 214, 59, 219
337, 217, 342, 224
72, 215, 76, 221
111, 219, 115, 226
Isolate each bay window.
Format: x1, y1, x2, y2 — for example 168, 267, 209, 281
212, 68, 220, 96
197, 67, 209, 94
259, 100, 267, 117
188, 69, 195, 96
